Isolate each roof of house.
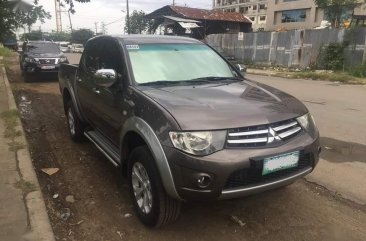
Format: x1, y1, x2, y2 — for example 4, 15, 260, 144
146, 5, 251, 23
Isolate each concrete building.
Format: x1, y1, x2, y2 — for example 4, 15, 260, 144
266, 0, 323, 31
213, 0, 269, 31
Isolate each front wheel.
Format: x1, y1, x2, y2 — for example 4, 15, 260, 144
128, 146, 181, 228
66, 100, 85, 142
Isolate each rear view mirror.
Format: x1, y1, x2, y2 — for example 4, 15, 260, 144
94, 69, 117, 87
235, 64, 247, 75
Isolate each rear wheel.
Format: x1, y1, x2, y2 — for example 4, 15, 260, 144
66, 100, 85, 142
128, 146, 181, 228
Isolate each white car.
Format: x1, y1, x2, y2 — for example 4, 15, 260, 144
72, 44, 84, 53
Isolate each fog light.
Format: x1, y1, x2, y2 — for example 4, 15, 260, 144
196, 174, 212, 189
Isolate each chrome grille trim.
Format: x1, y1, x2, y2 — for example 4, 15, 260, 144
273, 121, 298, 132
278, 127, 302, 139
228, 129, 269, 137
227, 138, 268, 144
226, 118, 302, 148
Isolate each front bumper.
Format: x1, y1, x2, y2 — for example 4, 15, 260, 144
164, 132, 320, 201
23, 63, 61, 73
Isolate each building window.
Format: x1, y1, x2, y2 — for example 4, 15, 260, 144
259, 4, 267, 10
260, 16, 266, 21
281, 9, 306, 23
249, 16, 256, 22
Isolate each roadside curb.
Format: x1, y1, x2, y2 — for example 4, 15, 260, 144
1, 66, 56, 241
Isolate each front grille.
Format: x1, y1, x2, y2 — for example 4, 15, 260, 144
39, 59, 56, 64
227, 118, 302, 148
224, 153, 313, 190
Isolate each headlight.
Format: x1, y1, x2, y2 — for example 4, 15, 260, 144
297, 113, 318, 137
24, 57, 34, 63
60, 57, 68, 63
169, 131, 227, 156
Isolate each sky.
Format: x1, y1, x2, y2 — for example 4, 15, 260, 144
27, 0, 213, 35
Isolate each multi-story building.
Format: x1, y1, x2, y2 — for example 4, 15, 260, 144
213, 0, 269, 31
266, 0, 324, 31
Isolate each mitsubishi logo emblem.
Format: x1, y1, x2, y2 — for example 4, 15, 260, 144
46, 59, 50, 63
267, 127, 281, 143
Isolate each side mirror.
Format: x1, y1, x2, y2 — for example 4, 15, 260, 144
235, 64, 247, 75
94, 69, 117, 87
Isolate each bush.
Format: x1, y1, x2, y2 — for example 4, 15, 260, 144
0, 47, 14, 57
323, 43, 346, 71
348, 64, 366, 78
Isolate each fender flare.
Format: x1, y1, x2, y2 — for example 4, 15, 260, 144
64, 82, 85, 122
121, 117, 182, 200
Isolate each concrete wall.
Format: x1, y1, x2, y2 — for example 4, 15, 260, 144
207, 28, 366, 68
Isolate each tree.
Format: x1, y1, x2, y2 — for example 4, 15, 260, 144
48, 31, 72, 42
71, 29, 94, 45
21, 30, 43, 41
125, 10, 153, 34
314, 0, 360, 27
0, 0, 50, 42
19, 4, 51, 32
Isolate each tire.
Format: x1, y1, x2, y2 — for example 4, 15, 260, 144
128, 146, 181, 228
66, 100, 85, 142
23, 72, 31, 83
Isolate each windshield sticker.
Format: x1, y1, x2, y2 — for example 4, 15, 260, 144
126, 45, 139, 50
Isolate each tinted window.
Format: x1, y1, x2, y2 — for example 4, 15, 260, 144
127, 44, 235, 84
27, 43, 60, 54
99, 40, 123, 74
82, 40, 102, 73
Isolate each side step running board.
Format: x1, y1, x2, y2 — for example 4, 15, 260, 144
84, 130, 121, 167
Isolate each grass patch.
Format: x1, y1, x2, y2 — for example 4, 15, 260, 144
0, 47, 16, 57
14, 179, 37, 194
273, 71, 366, 85
0, 109, 21, 139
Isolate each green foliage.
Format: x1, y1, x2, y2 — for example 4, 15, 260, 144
313, 0, 357, 27
347, 63, 366, 78
48, 32, 72, 42
71, 29, 94, 45
21, 30, 42, 41
125, 10, 153, 34
323, 43, 346, 70
0, 47, 15, 57
0, 0, 50, 41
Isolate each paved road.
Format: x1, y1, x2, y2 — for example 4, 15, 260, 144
246, 74, 366, 205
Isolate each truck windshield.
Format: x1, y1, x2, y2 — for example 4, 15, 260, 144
126, 43, 236, 85
27, 43, 60, 54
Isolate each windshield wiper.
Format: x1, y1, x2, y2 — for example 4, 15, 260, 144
190, 76, 243, 82
139, 80, 184, 86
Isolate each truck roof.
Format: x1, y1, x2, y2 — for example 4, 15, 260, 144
98, 34, 203, 45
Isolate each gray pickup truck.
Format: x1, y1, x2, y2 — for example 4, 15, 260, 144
59, 35, 320, 227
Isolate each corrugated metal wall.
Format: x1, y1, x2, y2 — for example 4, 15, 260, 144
207, 28, 366, 68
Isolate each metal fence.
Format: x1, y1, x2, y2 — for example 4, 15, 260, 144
206, 28, 366, 68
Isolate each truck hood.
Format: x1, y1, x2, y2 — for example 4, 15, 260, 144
137, 80, 308, 130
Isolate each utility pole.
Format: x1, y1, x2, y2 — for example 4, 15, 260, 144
101, 22, 107, 35
94, 22, 98, 35
55, 0, 62, 32
173, 0, 175, 5
68, 10, 73, 32
126, 0, 130, 34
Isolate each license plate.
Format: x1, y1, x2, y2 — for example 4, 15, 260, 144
262, 151, 299, 176
41, 65, 55, 70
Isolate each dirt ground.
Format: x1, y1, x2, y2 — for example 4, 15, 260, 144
5, 57, 366, 241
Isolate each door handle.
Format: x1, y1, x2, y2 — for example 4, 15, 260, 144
92, 88, 100, 94
124, 98, 135, 108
